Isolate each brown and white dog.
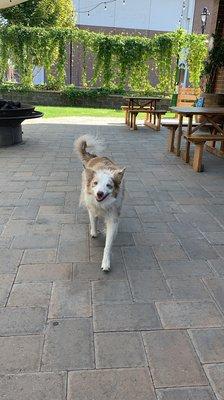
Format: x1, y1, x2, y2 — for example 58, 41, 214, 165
75, 135, 125, 271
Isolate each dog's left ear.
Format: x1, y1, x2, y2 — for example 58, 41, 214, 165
113, 168, 126, 186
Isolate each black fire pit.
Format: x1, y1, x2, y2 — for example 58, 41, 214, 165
0, 100, 43, 146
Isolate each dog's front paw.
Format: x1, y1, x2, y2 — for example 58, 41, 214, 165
90, 230, 98, 238
101, 260, 111, 272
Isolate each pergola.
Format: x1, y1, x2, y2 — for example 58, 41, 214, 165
0, 0, 28, 9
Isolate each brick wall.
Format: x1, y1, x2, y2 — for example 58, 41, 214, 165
215, 68, 224, 92
0, 89, 171, 110
214, 0, 224, 93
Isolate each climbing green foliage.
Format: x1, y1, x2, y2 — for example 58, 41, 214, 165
0, 26, 208, 93
0, 0, 75, 27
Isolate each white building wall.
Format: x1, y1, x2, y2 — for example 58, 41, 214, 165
75, 0, 195, 32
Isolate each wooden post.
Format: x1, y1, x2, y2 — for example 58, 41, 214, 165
193, 143, 205, 172
176, 114, 183, 156
185, 115, 193, 163
167, 127, 176, 152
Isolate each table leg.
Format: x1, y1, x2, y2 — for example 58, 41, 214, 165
176, 114, 183, 156
193, 143, 205, 172
185, 115, 193, 163
167, 127, 176, 152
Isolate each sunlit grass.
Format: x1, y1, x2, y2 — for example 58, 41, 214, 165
36, 105, 175, 119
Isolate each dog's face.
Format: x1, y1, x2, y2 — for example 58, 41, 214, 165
85, 168, 125, 203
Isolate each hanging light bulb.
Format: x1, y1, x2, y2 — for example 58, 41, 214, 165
104, 2, 107, 10
122, 0, 126, 4
182, 1, 186, 10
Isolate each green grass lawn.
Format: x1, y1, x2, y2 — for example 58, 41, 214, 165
36, 105, 175, 119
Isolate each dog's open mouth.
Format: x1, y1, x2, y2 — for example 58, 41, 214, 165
96, 193, 109, 202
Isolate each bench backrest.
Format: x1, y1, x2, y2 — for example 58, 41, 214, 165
177, 87, 201, 107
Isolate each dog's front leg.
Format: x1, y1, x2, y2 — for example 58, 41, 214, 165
88, 210, 98, 238
101, 218, 118, 271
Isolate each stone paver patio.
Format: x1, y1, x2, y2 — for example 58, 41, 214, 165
0, 116, 224, 399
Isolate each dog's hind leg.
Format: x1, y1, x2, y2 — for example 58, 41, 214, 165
88, 210, 98, 238
101, 218, 118, 272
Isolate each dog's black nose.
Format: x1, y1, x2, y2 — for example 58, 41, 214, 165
97, 191, 104, 198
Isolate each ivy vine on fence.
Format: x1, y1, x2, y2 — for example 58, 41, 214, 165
0, 26, 208, 93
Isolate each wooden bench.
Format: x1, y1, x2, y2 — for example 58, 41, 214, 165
177, 87, 200, 107
162, 121, 201, 155
183, 133, 224, 172
129, 109, 166, 131
121, 105, 151, 126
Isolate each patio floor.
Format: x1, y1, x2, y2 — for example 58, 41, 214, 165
0, 116, 224, 399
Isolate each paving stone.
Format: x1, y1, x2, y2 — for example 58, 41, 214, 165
189, 328, 224, 363
122, 246, 157, 269
167, 278, 212, 300
74, 261, 126, 281
208, 259, 224, 276
15, 262, 72, 284
159, 260, 214, 278
0, 274, 14, 285
11, 206, 39, 220
0, 249, 23, 274
142, 222, 171, 233
133, 232, 176, 246
0, 335, 44, 374
94, 332, 147, 368
168, 221, 202, 238
120, 205, 137, 218
128, 270, 171, 302
204, 277, 224, 311
0, 372, 67, 400
135, 206, 176, 223
68, 368, 156, 400
212, 245, 224, 258
0, 307, 47, 335
153, 243, 188, 261
0, 274, 14, 306
21, 248, 57, 264
204, 363, 224, 400
93, 303, 161, 332
92, 280, 132, 304
0, 236, 13, 248
37, 214, 75, 224
142, 330, 207, 388
48, 281, 91, 318
118, 218, 142, 233
42, 318, 94, 371
57, 224, 88, 262
12, 233, 59, 249
156, 387, 216, 400
156, 300, 223, 328
8, 282, 52, 307
180, 239, 219, 260
203, 232, 224, 245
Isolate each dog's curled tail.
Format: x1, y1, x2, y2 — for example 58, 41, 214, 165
74, 134, 104, 164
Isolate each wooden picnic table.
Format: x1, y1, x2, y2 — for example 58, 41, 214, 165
169, 106, 224, 172
123, 96, 165, 131
124, 96, 161, 110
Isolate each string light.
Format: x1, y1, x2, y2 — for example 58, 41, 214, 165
78, 0, 126, 16
178, 0, 187, 27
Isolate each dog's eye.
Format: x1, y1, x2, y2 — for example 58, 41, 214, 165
107, 184, 113, 189
93, 181, 98, 186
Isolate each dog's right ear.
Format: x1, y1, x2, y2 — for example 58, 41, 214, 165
85, 168, 95, 185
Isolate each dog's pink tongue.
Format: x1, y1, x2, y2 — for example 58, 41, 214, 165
97, 193, 108, 202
